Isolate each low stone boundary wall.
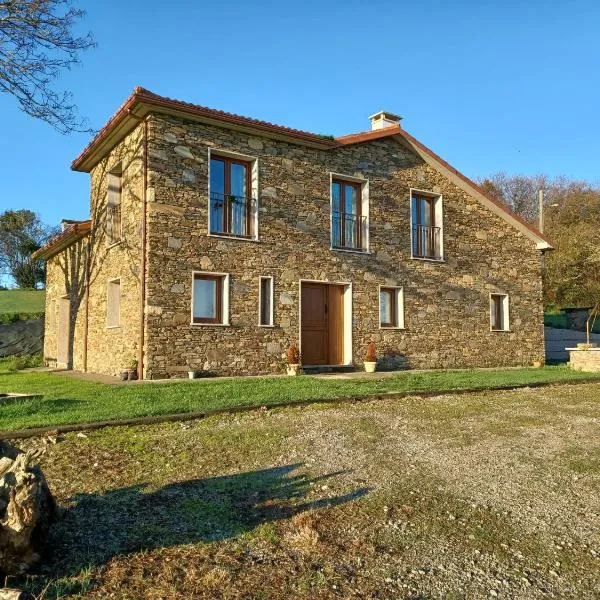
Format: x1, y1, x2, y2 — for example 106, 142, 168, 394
0, 319, 44, 358
568, 347, 600, 372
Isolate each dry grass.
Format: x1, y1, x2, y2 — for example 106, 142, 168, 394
10, 382, 600, 599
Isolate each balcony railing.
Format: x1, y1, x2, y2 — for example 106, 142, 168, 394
210, 192, 257, 238
332, 211, 368, 251
412, 224, 441, 260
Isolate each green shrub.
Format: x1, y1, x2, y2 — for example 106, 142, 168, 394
0, 354, 43, 373
0, 311, 45, 325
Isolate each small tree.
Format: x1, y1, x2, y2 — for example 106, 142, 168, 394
0, 0, 95, 133
0, 209, 58, 288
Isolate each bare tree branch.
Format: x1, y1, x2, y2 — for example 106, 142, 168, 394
0, 0, 95, 133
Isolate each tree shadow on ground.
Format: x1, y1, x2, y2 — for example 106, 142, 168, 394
46, 463, 370, 577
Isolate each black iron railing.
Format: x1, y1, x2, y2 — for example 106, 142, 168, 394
210, 192, 257, 238
332, 211, 368, 251
412, 224, 441, 259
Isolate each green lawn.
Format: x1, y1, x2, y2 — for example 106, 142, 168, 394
0, 288, 45, 314
1, 364, 599, 432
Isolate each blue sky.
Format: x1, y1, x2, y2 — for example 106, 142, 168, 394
0, 0, 599, 228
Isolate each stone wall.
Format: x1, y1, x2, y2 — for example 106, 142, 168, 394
568, 348, 600, 372
0, 319, 44, 357
43, 124, 145, 375
44, 238, 88, 369
141, 113, 545, 378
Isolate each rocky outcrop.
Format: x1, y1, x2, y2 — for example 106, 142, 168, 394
0, 441, 55, 578
0, 320, 43, 358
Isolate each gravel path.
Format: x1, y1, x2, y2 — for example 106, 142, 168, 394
11, 382, 600, 599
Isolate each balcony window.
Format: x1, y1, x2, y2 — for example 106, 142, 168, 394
210, 155, 256, 238
411, 192, 442, 260
331, 179, 367, 251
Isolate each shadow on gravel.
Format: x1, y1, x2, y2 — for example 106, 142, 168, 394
45, 463, 370, 577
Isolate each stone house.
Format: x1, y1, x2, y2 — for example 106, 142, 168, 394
34, 87, 553, 379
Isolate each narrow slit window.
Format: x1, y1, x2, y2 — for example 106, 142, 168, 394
490, 294, 509, 331
259, 277, 273, 326
107, 279, 121, 328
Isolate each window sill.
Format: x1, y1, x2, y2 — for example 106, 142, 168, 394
410, 255, 445, 263
379, 326, 406, 330
330, 246, 371, 255
190, 322, 231, 327
491, 329, 511, 333
258, 324, 276, 328
208, 233, 260, 243
106, 325, 121, 330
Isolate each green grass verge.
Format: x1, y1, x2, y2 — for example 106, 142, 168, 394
0, 354, 43, 373
1, 365, 599, 432
0, 288, 45, 314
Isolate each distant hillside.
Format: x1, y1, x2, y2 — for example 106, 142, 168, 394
0, 289, 45, 314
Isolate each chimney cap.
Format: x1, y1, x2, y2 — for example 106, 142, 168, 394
369, 110, 402, 130
369, 110, 402, 122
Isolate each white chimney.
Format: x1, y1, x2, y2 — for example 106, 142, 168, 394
369, 111, 402, 131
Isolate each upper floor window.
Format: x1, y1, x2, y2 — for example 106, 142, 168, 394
331, 178, 368, 252
106, 166, 122, 245
411, 191, 443, 260
490, 293, 509, 331
210, 155, 256, 239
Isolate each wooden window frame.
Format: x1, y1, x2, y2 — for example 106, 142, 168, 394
379, 286, 401, 328
192, 274, 224, 324
106, 278, 121, 329
410, 190, 443, 261
490, 293, 509, 332
106, 165, 123, 246
209, 154, 253, 237
258, 276, 274, 327
332, 178, 363, 250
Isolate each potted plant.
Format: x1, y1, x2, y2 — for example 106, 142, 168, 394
187, 367, 197, 379
128, 358, 139, 381
364, 342, 377, 373
286, 344, 302, 376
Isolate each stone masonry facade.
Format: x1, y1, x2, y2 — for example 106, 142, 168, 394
43, 98, 546, 378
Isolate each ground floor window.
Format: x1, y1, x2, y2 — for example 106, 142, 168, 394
490, 293, 509, 331
379, 286, 404, 328
259, 276, 273, 326
106, 279, 121, 328
192, 273, 229, 324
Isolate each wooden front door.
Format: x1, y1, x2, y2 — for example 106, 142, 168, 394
57, 296, 70, 367
301, 283, 345, 365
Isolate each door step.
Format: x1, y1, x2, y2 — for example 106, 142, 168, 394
302, 365, 356, 375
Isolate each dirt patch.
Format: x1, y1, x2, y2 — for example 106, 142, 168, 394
9, 383, 600, 598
